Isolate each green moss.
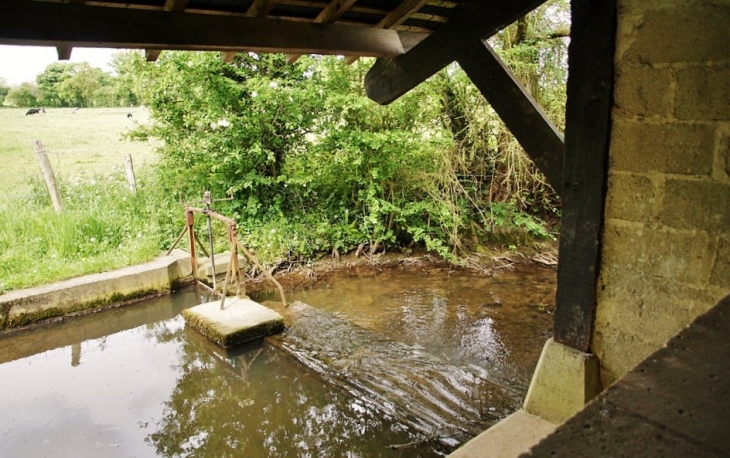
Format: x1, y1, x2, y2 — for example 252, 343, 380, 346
6, 288, 163, 329
0, 303, 11, 330
182, 310, 284, 348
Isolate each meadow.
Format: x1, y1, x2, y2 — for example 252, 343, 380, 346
0, 107, 172, 293
0, 107, 159, 205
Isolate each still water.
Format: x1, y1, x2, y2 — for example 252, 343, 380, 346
0, 264, 555, 457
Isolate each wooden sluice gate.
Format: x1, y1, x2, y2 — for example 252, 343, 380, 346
168, 191, 287, 347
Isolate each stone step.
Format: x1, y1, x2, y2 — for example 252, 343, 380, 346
182, 297, 284, 348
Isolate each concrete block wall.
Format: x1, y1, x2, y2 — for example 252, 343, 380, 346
594, 0, 730, 387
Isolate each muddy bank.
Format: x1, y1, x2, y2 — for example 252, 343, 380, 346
245, 244, 558, 296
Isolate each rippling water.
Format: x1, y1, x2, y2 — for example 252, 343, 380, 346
0, 263, 555, 457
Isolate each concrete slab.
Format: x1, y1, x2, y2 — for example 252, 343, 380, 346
523, 294, 730, 457
182, 297, 284, 348
0, 249, 192, 331
198, 251, 246, 277
447, 410, 557, 458
522, 338, 601, 424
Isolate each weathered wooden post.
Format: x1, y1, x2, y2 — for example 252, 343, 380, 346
123, 153, 137, 194
34, 140, 63, 213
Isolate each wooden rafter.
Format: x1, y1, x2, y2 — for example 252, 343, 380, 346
345, 0, 431, 64
0, 1, 426, 58
456, 39, 563, 192
365, 0, 548, 105
164, 0, 188, 12
145, 49, 162, 61
222, 0, 279, 62
144, 0, 189, 61
56, 45, 72, 60
553, 0, 616, 352
286, 0, 358, 64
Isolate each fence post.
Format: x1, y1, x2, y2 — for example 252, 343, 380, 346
124, 153, 137, 194
34, 140, 63, 213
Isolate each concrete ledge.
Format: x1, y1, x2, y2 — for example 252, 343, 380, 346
182, 297, 284, 348
448, 410, 557, 458
198, 251, 247, 277
523, 338, 601, 424
0, 249, 192, 330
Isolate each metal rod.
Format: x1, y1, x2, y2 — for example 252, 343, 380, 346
207, 212, 216, 290
166, 226, 188, 256
196, 279, 221, 298
235, 239, 287, 307
186, 210, 198, 279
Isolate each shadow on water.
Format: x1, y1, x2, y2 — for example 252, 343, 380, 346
0, 263, 555, 457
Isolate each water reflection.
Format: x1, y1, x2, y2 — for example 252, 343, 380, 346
0, 289, 446, 458
0, 264, 555, 457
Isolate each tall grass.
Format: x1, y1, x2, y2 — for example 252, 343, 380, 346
0, 171, 179, 293
0, 107, 177, 293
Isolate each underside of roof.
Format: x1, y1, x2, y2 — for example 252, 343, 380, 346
2, 0, 470, 60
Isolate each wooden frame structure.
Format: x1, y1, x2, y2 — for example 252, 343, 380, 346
0, 0, 617, 353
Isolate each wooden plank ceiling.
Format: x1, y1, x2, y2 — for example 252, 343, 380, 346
1, 0, 461, 62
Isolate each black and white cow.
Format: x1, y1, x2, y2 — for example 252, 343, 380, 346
26, 107, 45, 116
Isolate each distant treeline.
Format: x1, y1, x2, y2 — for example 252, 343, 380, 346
0, 52, 139, 108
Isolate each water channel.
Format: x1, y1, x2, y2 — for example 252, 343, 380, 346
0, 263, 555, 457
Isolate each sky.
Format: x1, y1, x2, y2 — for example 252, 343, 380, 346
0, 45, 120, 86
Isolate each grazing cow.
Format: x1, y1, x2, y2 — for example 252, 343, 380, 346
127, 113, 133, 119
26, 108, 44, 116
73, 107, 80, 114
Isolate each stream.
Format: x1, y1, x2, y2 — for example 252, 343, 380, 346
0, 263, 555, 457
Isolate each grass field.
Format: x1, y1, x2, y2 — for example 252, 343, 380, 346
0, 107, 160, 206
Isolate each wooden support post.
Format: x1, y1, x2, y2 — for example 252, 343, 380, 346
552, 0, 616, 352
34, 140, 63, 213
457, 39, 564, 192
123, 153, 136, 194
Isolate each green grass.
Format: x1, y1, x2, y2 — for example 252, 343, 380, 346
0, 107, 160, 206
0, 107, 177, 294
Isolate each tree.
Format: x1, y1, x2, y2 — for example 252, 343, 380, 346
56, 63, 109, 107
0, 78, 9, 106
36, 62, 76, 106
6, 82, 39, 107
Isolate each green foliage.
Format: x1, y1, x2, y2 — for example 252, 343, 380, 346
6, 82, 39, 107
0, 171, 176, 293
0, 78, 9, 106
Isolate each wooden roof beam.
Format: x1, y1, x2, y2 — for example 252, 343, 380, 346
57, 45, 72, 60
222, 0, 279, 62
456, 39, 563, 191
285, 0, 358, 64
345, 0, 431, 65
144, 0, 189, 61
0, 1, 426, 58
364, 0, 548, 105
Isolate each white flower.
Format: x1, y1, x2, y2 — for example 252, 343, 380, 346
90, 237, 96, 243
217, 119, 230, 128
269, 81, 278, 88
251, 91, 258, 98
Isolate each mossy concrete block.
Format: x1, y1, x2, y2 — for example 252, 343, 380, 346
1, 249, 192, 330
182, 298, 284, 348
523, 339, 601, 425
610, 120, 714, 175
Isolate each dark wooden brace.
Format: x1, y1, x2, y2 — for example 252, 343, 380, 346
553, 0, 615, 352
365, 0, 563, 192
365, 0, 616, 352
